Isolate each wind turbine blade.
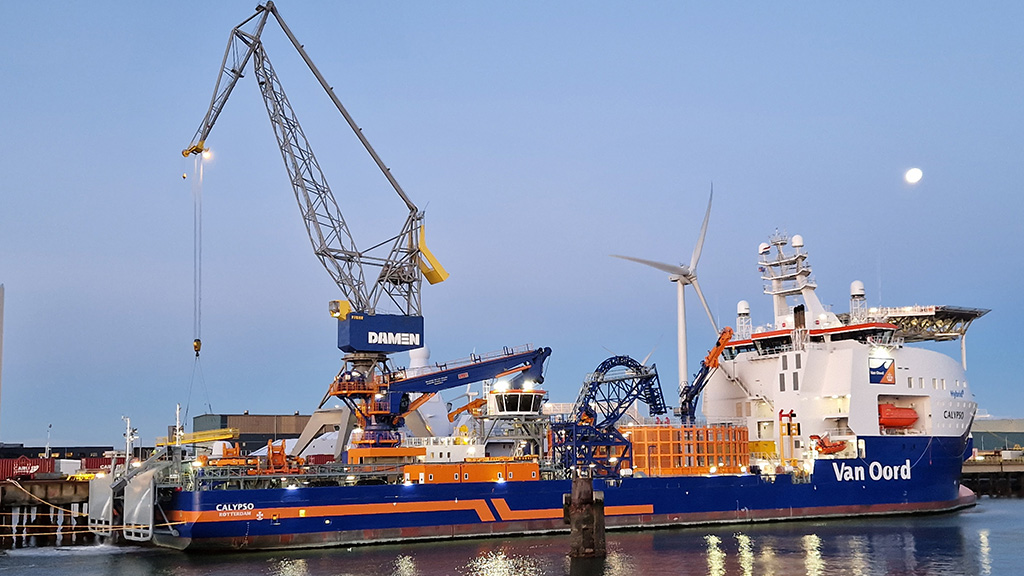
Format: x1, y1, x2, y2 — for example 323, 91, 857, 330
611, 254, 689, 277
641, 345, 658, 367
690, 277, 719, 333
689, 187, 713, 270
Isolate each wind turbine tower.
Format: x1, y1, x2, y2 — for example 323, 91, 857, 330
612, 192, 718, 398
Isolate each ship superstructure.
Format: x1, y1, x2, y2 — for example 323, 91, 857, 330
704, 232, 985, 469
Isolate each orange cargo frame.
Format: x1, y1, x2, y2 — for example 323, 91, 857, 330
627, 425, 749, 476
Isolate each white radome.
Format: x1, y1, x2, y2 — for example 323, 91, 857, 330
905, 168, 923, 184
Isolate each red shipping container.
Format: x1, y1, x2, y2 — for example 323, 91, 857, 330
0, 456, 55, 480
305, 454, 335, 465
80, 456, 125, 471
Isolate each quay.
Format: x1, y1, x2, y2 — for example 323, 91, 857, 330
1, 478, 93, 548
961, 457, 1024, 498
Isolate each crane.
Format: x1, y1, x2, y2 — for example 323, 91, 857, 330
677, 326, 734, 424
184, 2, 452, 445
551, 355, 666, 476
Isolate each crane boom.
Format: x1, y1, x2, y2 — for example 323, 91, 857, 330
678, 326, 734, 424
182, 1, 442, 316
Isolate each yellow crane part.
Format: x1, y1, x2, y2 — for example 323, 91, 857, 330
418, 225, 449, 285
156, 427, 239, 447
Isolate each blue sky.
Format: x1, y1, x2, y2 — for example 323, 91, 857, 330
2, 3, 1022, 446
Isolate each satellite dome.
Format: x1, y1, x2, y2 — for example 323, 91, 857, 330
850, 280, 865, 298
791, 234, 804, 249
737, 300, 750, 315
758, 242, 771, 255
409, 346, 431, 368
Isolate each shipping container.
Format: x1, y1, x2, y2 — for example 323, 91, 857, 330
0, 456, 55, 480
80, 456, 125, 471
305, 454, 335, 466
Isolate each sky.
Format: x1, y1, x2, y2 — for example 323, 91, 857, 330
1, 2, 1022, 447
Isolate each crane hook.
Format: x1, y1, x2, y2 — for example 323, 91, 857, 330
194, 338, 202, 357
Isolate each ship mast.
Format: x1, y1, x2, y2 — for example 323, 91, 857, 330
759, 232, 838, 330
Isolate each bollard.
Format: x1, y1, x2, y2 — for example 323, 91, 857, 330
0, 506, 12, 550
565, 475, 606, 558
76, 502, 95, 545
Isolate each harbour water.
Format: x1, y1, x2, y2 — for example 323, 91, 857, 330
2, 498, 1019, 576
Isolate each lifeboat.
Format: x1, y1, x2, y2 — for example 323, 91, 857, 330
809, 434, 847, 455
878, 403, 918, 428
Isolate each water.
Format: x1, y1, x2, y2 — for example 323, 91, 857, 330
2, 498, 1020, 576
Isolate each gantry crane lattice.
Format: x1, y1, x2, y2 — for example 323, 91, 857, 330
183, 2, 452, 447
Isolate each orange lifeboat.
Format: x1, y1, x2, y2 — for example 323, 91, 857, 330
809, 434, 847, 455
878, 403, 918, 428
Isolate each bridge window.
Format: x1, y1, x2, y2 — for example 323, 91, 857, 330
792, 372, 799, 391
781, 355, 788, 370
907, 377, 913, 389
795, 354, 802, 369
932, 378, 938, 390
779, 373, 786, 392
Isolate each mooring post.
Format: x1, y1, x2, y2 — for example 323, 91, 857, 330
564, 474, 606, 558
0, 506, 13, 549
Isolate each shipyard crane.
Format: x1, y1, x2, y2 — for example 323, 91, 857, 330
551, 355, 666, 476
183, 2, 454, 446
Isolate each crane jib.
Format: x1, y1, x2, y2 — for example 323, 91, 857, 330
183, 2, 447, 321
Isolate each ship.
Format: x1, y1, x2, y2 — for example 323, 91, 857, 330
86, 231, 986, 551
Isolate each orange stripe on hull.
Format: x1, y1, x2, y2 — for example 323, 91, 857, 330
169, 499, 495, 524
606, 504, 654, 515
491, 498, 561, 521
165, 498, 654, 527
489, 498, 653, 521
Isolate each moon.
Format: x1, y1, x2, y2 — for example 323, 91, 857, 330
904, 168, 923, 184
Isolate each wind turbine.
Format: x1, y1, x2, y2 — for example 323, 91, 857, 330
612, 191, 718, 396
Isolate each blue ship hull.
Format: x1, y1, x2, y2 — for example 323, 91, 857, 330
155, 435, 975, 551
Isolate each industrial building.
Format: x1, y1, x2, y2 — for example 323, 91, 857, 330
193, 412, 311, 453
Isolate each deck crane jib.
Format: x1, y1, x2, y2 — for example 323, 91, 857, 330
182, 2, 447, 375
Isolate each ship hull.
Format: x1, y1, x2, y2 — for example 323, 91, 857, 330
156, 435, 974, 551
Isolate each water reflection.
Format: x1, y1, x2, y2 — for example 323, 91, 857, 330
735, 533, 754, 576
802, 534, 822, 576
393, 554, 418, 576
978, 529, 991, 576
464, 549, 543, 576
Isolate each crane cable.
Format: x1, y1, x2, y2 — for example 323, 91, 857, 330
193, 155, 202, 356
184, 157, 212, 423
